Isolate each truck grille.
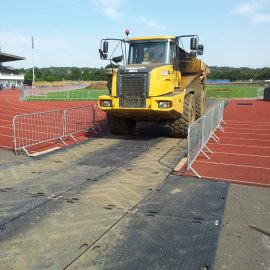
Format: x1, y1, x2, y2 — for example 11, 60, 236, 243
119, 73, 147, 108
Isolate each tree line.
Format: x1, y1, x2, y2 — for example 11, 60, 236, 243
16, 66, 270, 82
208, 66, 270, 81
16, 67, 107, 82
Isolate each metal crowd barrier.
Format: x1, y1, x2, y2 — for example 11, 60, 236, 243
93, 106, 108, 132
63, 105, 96, 141
13, 110, 65, 155
21, 84, 87, 100
257, 88, 264, 100
13, 105, 103, 155
187, 101, 226, 178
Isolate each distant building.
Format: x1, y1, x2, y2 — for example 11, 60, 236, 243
0, 51, 25, 89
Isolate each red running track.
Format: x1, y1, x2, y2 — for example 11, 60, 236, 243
0, 90, 103, 151
185, 99, 270, 187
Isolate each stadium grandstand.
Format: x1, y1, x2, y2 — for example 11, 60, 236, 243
0, 50, 25, 90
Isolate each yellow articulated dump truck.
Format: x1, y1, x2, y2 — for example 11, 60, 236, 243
98, 32, 209, 137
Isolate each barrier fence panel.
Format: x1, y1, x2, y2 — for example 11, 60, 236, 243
186, 101, 226, 178
220, 102, 225, 118
63, 106, 96, 140
212, 104, 221, 132
21, 84, 87, 100
94, 106, 107, 132
219, 101, 227, 127
13, 110, 64, 155
203, 109, 214, 146
257, 88, 264, 100
187, 117, 204, 177
13, 105, 99, 155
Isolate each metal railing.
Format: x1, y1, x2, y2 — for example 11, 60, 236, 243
64, 106, 96, 141
13, 105, 104, 155
13, 110, 65, 155
93, 106, 107, 132
21, 84, 88, 100
187, 101, 226, 178
257, 88, 264, 100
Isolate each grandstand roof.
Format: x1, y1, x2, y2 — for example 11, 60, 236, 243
0, 52, 25, 62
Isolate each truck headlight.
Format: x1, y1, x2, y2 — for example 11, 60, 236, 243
100, 100, 111, 107
158, 101, 172, 108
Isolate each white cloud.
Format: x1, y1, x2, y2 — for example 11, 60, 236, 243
235, 1, 258, 14
139, 16, 166, 31
94, 0, 124, 19
252, 13, 270, 23
233, 0, 270, 23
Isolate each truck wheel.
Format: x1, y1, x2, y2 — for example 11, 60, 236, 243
195, 90, 206, 119
107, 114, 136, 135
169, 93, 195, 138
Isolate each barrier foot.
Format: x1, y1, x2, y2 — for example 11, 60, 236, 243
211, 134, 219, 143
190, 167, 202, 179
23, 147, 30, 156
60, 137, 68, 145
222, 119, 227, 126
91, 127, 98, 135
204, 145, 213, 155
202, 150, 210, 160
218, 125, 225, 132
213, 133, 220, 140
69, 135, 77, 143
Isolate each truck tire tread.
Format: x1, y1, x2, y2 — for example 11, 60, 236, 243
169, 94, 195, 138
195, 90, 206, 119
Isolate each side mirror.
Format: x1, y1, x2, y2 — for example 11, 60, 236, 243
190, 37, 198, 51
99, 49, 107, 59
197, 44, 204, 55
99, 49, 104, 59
103, 41, 109, 53
112, 55, 123, 63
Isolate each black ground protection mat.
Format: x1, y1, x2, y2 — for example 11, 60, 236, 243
0, 189, 47, 227
137, 176, 228, 222
69, 176, 229, 270
76, 137, 156, 167
0, 137, 162, 228
0, 198, 125, 269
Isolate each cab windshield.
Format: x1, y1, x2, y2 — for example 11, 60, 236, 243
128, 41, 169, 65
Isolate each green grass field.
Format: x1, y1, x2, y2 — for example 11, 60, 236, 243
26, 89, 109, 101
205, 84, 261, 99
26, 84, 262, 101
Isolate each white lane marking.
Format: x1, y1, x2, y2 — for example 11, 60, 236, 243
217, 137, 270, 142
208, 142, 270, 149
212, 151, 270, 158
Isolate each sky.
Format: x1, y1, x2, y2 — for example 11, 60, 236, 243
0, 0, 270, 68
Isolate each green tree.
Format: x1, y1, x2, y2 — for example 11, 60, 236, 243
70, 68, 82, 80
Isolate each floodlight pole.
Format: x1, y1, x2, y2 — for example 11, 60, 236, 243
32, 36, 35, 86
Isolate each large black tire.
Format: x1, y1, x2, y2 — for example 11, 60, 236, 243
195, 89, 206, 119
169, 94, 195, 138
107, 114, 136, 135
